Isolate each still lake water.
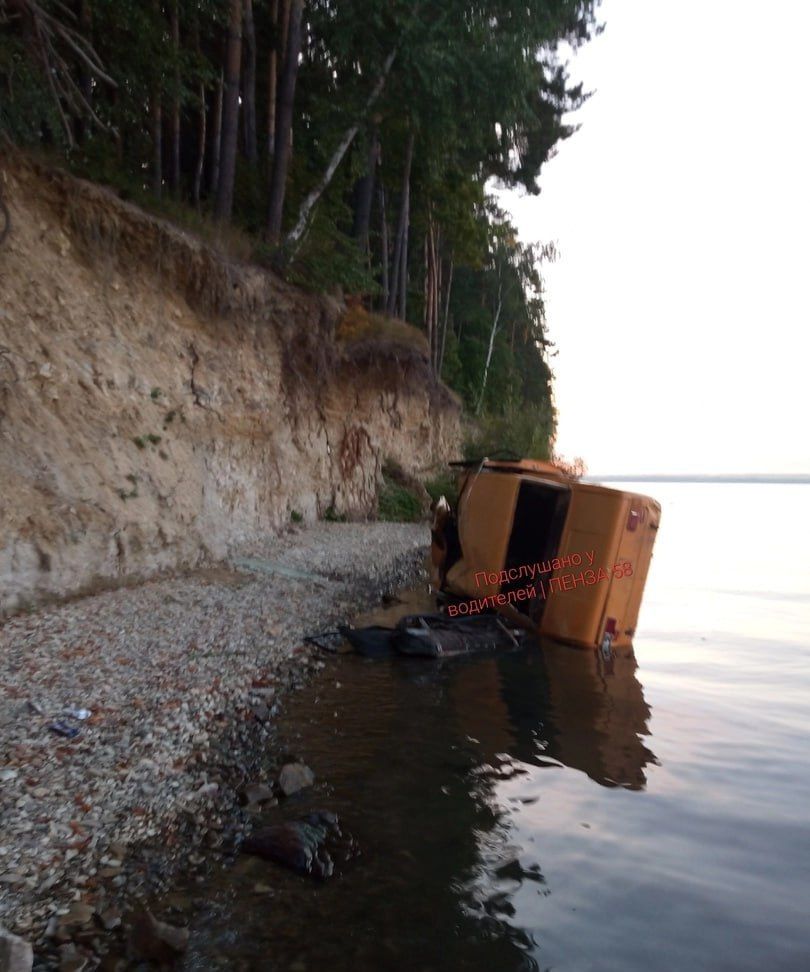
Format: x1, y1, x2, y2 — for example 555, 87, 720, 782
183, 483, 810, 971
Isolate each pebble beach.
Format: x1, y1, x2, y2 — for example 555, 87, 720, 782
0, 522, 427, 968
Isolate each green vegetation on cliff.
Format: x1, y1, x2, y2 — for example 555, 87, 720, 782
1, 0, 600, 457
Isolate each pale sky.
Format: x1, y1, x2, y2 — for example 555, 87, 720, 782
497, 0, 810, 475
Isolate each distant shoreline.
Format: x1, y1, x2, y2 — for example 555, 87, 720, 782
587, 474, 810, 484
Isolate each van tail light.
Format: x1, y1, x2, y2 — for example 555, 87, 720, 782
627, 509, 639, 531
605, 617, 617, 636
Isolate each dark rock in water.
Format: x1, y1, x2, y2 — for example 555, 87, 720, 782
127, 910, 189, 964
242, 811, 346, 879
278, 761, 315, 796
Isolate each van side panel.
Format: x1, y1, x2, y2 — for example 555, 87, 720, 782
610, 496, 661, 646
540, 488, 626, 647
445, 471, 519, 597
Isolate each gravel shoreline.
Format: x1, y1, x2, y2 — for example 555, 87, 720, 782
0, 522, 428, 968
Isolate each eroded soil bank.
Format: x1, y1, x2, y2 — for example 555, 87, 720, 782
0, 153, 460, 615
0, 521, 428, 969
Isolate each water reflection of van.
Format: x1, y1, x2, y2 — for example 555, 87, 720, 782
431, 459, 661, 651
452, 639, 657, 790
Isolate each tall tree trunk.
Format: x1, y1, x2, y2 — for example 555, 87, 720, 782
266, 0, 303, 241
438, 255, 453, 377
424, 230, 433, 363
279, 0, 291, 70
169, 0, 181, 195
209, 69, 224, 195
476, 272, 504, 415
266, 0, 281, 164
242, 0, 258, 166
386, 130, 413, 317
279, 0, 292, 158
284, 49, 397, 253
150, 0, 162, 199
193, 81, 207, 206
424, 212, 440, 370
397, 135, 414, 321
353, 128, 379, 253
424, 216, 442, 371
379, 186, 389, 309
75, 0, 93, 143
215, 0, 243, 222
433, 229, 442, 369
398, 187, 410, 321
192, 21, 206, 206
151, 85, 162, 199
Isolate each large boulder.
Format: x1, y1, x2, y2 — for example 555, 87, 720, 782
277, 761, 315, 796
242, 811, 343, 879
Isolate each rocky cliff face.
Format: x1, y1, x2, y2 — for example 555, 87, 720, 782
0, 156, 460, 614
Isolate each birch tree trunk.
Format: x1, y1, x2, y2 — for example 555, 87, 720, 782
476, 274, 503, 415
284, 48, 398, 253
423, 212, 440, 371
438, 256, 454, 377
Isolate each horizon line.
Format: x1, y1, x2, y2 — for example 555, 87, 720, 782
587, 473, 810, 482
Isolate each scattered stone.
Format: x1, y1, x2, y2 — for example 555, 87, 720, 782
58, 943, 88, 972
0, 769, 19, 784
250, 687, 276, 702
98, 909, 122, 932
58, 902, 95, 931
250, 702, 270, 722
127, 910, 189, 964
240, 783, 275, 806
0, 925, 33, 972
278, 762, 315, 797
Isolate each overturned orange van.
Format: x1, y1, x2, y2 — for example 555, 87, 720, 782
430, 458, 661, 651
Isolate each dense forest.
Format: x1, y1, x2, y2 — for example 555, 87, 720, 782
0, 0, 599, 457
